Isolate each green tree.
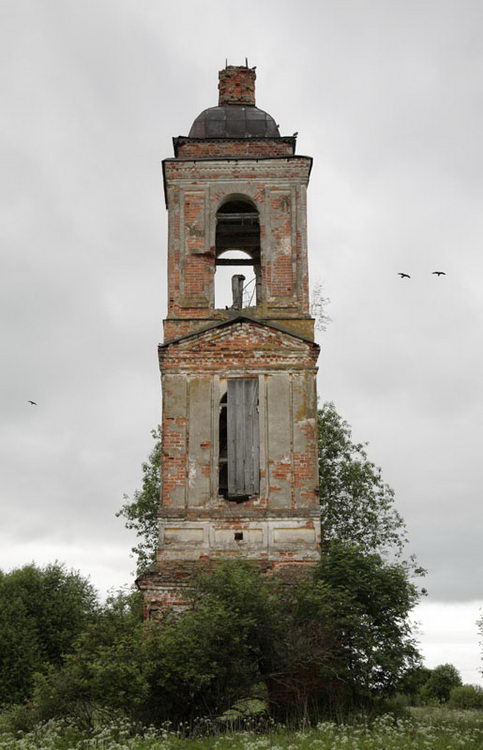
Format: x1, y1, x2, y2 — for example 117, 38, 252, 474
29, 557, 421, 725
116, 427, 161, 574
318, 402, 407, 557
31, 588, 145, 727
396, 665, 432, 703
449, 684, 483, 709
0, 563, 97, 705
29, 567, 280, 726
314, 543, 420, 693
420, 663, 462, 703
112, 404, 424, 719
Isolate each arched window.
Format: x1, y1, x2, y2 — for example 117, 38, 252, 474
215, 199, 261, 309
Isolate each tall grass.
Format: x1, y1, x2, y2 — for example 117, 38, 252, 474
0, 709, 482, 749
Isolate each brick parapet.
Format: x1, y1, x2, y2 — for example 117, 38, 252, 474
173, 137, 295, 159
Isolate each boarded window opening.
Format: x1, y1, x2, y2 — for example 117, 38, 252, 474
219, 393, 228, 496
215, 199, 260, 309
219, 378, 260, 500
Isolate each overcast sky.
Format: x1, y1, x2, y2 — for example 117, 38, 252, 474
1, 0, 482, 685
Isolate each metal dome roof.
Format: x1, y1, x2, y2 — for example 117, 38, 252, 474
188, 105, 280, 139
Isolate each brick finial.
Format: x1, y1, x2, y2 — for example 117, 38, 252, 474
218, 65, 256, 106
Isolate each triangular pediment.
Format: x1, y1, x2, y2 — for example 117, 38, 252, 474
159, 316, 319, 371
161, 316, 316, 354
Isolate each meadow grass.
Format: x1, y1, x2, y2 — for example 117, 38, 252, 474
0, 709, 482, 749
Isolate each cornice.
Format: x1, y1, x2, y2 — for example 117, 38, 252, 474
161, 156, 312, 206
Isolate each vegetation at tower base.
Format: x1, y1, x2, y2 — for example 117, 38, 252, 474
8, 554, 420, 728
109, 401, 425, 722
0, 404, 426, 728
0, 563, 97, 705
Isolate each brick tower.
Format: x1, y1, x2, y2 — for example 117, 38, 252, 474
138, 65, 321, 616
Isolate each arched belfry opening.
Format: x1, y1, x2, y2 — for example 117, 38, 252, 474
215, 198, 261, 309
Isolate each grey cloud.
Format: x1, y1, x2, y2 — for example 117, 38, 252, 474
1, 0, 482, 611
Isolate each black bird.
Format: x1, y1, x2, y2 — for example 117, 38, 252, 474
398, 272, 411, 279
432, 271, 446, 276
27, 400, 38, 406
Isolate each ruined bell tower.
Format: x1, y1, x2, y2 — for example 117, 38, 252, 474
138, 65, 321, 615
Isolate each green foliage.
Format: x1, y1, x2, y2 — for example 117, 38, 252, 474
28, 588, 145, 727
449, 684, 483, 710
420, 664, 463, 704
396, 666, 433, 703
27, 565, 280, 726
143, 584, 272, 722
19, 556, 421, 726
0, 563, 97, 705
116, 428, 161, 574
312, 543, 421, 698
318, 403, 408, 557
108, 404, 424, 722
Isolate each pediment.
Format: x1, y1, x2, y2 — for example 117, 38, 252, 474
166, 317, 314, 354
159, 316, 319, 370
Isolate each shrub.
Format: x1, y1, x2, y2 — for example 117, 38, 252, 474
0, 563, 97, 704
24, 556, 421, 727
420, 664, 462, 703
449, 684, 483, 709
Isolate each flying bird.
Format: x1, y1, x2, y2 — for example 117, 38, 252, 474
432, 271, 446, 276
27, 400, 38, 406
398, 273, 411, 279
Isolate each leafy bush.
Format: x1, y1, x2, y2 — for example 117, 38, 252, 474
0, 563, 97, 704
31, 588, 145, 727
25, 554, 421, 727
449, 684, 483, 709
420, 664, 462, 704
396, 666, 433, 704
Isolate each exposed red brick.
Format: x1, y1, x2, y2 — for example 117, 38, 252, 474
218, 65, 256, 106
137, 67, 321, 614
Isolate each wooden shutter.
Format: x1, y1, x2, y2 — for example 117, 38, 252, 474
227, 378, 260, 497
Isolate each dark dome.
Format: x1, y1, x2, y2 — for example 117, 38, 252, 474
189, 105, 280, 138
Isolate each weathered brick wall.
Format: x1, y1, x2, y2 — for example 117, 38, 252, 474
174, 138, 295, 159
138, 66, 321, 614
218, 65, 256, 106
159, 320, 319, 516
163, 158, 312, 330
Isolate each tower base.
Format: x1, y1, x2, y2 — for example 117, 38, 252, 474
137, 555, 320, 619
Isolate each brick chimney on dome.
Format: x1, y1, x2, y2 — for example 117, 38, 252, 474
218, 65, 256, 106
